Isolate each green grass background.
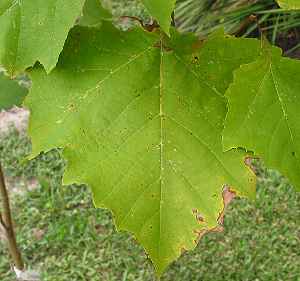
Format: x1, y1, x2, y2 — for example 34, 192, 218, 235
0, 129, 299, 281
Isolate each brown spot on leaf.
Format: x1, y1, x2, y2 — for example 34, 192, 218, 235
244, 156, 252, 167
217, 186, 236, 225
192, 208, 205, 223
191, 56, 199, 64
244, 155, 260, 168
211, 225, 224, 233
193, 229, 207, 244
67, 103, 76, 112
180, 247, 187, 254
196, 214, 204, 222
192, 186, 237, 245
192, 40, 204, 51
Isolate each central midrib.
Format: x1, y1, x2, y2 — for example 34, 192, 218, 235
158, 38, 164, 262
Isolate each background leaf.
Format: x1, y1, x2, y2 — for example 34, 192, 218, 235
223, 45, 300, 192
276, 0, 300, 9
141, 0, 176, 34
188, 29, 262, 94
0, 72, 27, 110
78, 0, 112, 27
0, 0, 85, 75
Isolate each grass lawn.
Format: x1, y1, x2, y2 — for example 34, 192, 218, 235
0, 130, 299, 281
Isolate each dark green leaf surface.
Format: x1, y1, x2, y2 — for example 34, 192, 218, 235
78, 0, 111, 27
25, 24, 257, 274
223, 45, 300, 192
0, 0, 85, 75
0, 72, 27, 110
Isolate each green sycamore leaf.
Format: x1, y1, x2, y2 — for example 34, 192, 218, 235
141, 0, 176, 34
0, 0, 85, 75
223, 45, 300, 192
25, 24, 258, 274
180, 29, 263, 94
0, 72, 27, 110
276, 0, 300, 9
78, 0, 112, 27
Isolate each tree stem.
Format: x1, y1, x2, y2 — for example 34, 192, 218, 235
171, 11, 175, 27
0, 163, 24, 271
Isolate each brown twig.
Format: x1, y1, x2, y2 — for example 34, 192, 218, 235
0, 163, 24, 271
119, 16, 159, 32
171, 11, 175, 27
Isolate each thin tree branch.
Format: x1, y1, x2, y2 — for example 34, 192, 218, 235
119, 16, 160, 32
0, 163, 24, 271
0, 211, 8, 233
171, 11, 175, 27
